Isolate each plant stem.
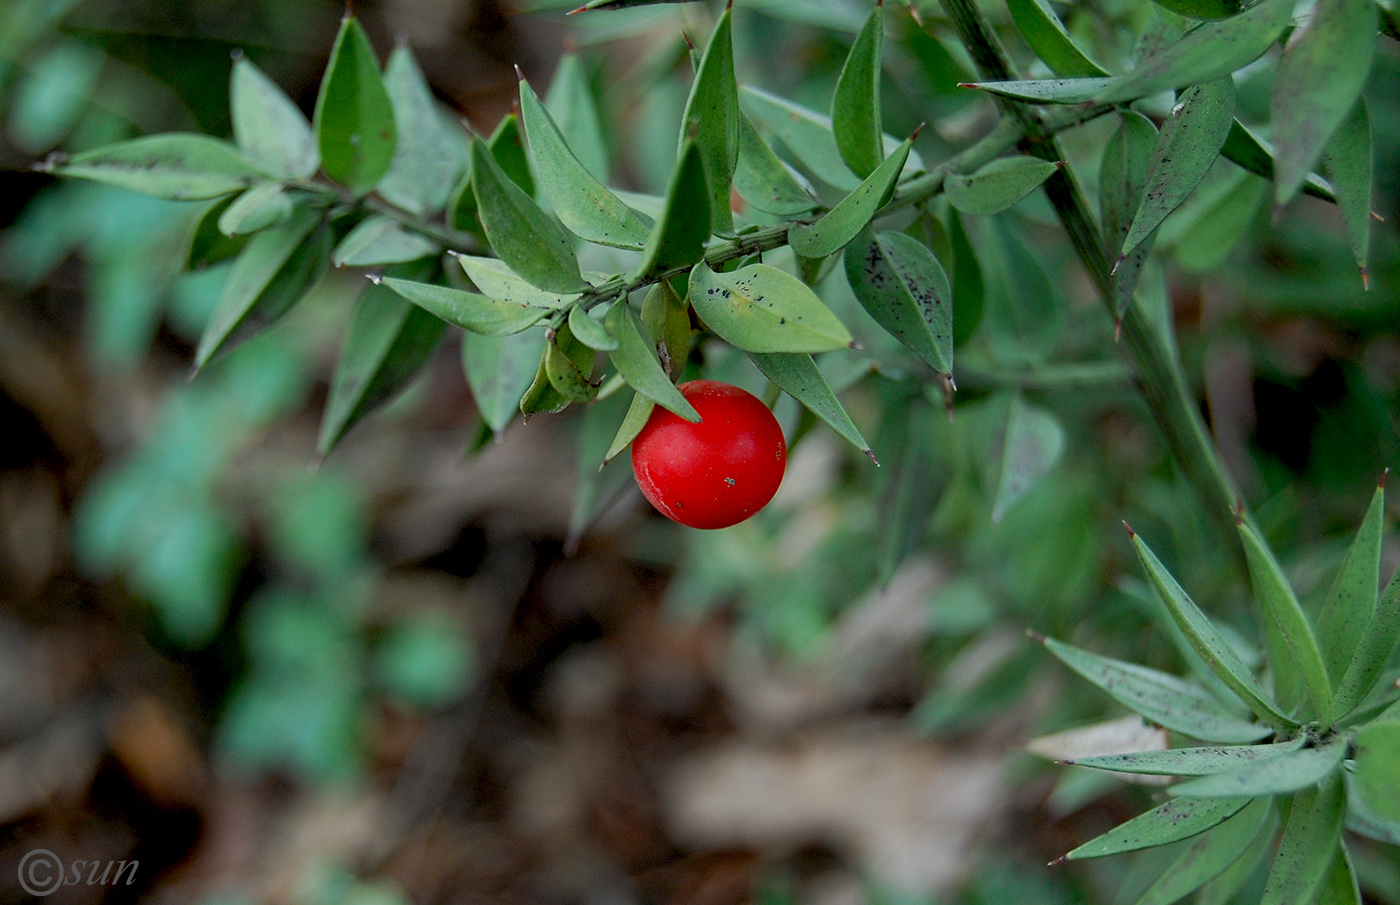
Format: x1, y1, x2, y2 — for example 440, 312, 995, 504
939, 0, 1248, 571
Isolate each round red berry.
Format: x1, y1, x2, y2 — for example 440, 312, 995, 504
631, 380, 787, 529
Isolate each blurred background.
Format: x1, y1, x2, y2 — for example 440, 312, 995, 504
0, 0, 1398, 902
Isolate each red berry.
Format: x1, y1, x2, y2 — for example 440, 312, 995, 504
631, 380, 787, 529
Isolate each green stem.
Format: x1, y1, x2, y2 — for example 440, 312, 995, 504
940, 0, 1248, 571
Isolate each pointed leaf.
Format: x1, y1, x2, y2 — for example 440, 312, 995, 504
1314, 843, 1362, 905
1353, 721, 1400, 822
196, 209, 327, 367
471, 136, 585, 293
544, 321, 598, 403
1007, 0, 1107, 77
1317, 483, 1384, 687
641, 281, 692, 381
332, 215, 439, 267
1269, 0, 1377, 207
628, 140, 711, 280
50, 134, 263, 200
1169, 734, 1345, 797
319, 275, 446, 454
1220, 120, 1336, 202
1132, 797, 1272, 905
734, 112, 818, 216
741, 86, 858, 190
987, 395, 1063, 522
1041, 636, 1271, 743
231, 57, 318, 180
379, 276, 547, 335
487, 113, 534, 195
875, 402, 939, 580
463, 327, 546, 436
1148, 0, 1242, 19
1121, 78, 1236, 258
569, 387, 638, 551
605, 301, 699, 420
1169, 170, 1267, 272
689, 261, 852, 353
1238, 521, 1333, 720
545, 53, 609, 181
1336, 563, 1400, 716
748, 352, 871, 456
519, 77, 651, 249
187, 197, 250, 268
1132, 532, 1296, 730
1196, 803, 1278, 905
379, 45, 462, 216
979, 218, 1063, 367
831, 2, 884, 179
604, 391, 655, 465
313, 15, 396, 195
569, 302, 618, 351
1070, 737, 1305, 777
963, 77, 1114, 105
945, 155, 1061, 216
217, 182, 292, 236
1096, 0, 1292, 103
1321, 101, 1373, 282
947, 209, 983, 344
1100, 111, 1158, 320
845, 230, 953, 376
1062, 796, 1252, 860
788, 136, 912, 258
1259, 775, 1346, 905
520, 344, 571, 416
453, 254, 579, 309
679, 5, 739, 232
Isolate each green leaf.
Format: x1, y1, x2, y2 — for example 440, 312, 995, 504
1196, 802, 1278, 905
734, 112, 819, 216
1169, 170, 1268, 273
741, 85, 858, 190
1313, 843, 1362, 905
1317, 482, 1384, 689
195, 209, 328, 367
188, 197, 250, 268
470, 136, 585, 294
1259, 774, 1346, 905
679, 5, 739, 232
1148, 0, 1242, 20
231, 57, 319, 180
50, 134, 264, 200
313, 15, 397, 196
1100, 111, 1158, 323
874, 402, 937, 580
689, 261, 852, 353
1069, 737, 1305, 777
1335, 563, 1400, 716
1132, 797, 1272, 905
1269, 0, 1377, 207
845, 230, 953, 377
978, 217, 1063, 368
603, 391, 655, 465
985, 394, 1064, 523
487, 113, 534, 196
544, 53, 609, 182
1096, 0, 1292, 104
378, 45, 463, 216
641, 281, 692, 381
831, 2, 884, 179
1121, 78, 1236, 259
1131, 531, 1296, 731
1238, 521, 1333, 720
452, 254, 579, 309
518, 77, 652, 250
544, 321, 598, 403
217, 182, 292, 237
1354, 721, 1400, 822
462, 327, 546, 437
788, 136, 913, 259
569, 0, 703, 9
628, 139, 711, 281
1061, 796, 1252, 861
1321, 101, 1373, 282
946, 209, 983, 344
962, 77, 1114, 105
1040, 636, 1271, 743
332, 215, 440, 267
569, 302, 618, 351
605, 301, 698, 420
945, 155, 1062, 216
1220, 120, 1336, 203
378, 276, 548, 335
318, 275, 446, 455
1007, 0, 1107, 77
569, 387, 638, 552
748, 352, 871, 456
1168, 734, 1345, 797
